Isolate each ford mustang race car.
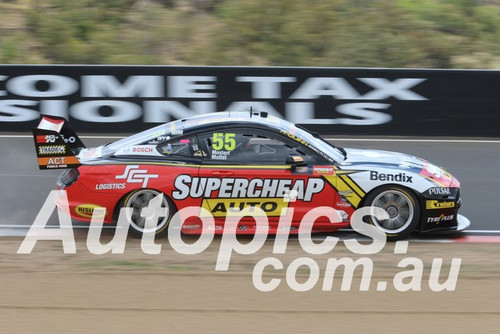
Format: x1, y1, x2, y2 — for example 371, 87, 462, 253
33, 111, 470, 240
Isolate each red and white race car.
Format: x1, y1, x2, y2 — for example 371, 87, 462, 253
33, 111, 469, 240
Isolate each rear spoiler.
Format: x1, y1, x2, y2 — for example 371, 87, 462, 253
32, 115, 85, 170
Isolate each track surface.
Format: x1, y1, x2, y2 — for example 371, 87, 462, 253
0, 135, 498, 231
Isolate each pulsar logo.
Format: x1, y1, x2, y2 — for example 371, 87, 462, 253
115, 165, 159, 187
428, 187, 451, 196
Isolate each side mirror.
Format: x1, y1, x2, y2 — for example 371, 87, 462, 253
286, 155, 310, 174
286, 155, 305, 165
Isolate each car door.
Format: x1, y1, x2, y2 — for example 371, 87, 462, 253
196, 127, 331, 229
155, 134, 205, 210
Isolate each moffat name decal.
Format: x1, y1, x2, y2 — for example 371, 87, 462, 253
172, 175, 324, 202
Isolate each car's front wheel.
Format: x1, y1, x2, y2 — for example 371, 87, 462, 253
120, 189, 174, 237
363, 186, 420, 240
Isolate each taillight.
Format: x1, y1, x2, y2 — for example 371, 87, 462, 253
57, 168, 79, 189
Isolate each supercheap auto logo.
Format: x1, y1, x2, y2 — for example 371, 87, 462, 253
17, 190, 462, 293
172, 175, 324, 202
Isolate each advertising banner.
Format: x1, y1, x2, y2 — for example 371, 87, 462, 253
0, 65, 498, 136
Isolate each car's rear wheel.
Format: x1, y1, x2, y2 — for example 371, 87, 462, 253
121, 189, 174, 237
363, 186, 420, 240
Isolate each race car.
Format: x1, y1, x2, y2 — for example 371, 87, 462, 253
32, 111, 470, 240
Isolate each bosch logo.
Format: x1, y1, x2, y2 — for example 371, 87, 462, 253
115, 165, 159, 188
132, 146, 154, 153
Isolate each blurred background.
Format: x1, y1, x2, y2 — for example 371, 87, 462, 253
1, 0, 500, 68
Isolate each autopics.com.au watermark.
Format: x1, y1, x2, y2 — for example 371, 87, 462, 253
17, 190, 461, 292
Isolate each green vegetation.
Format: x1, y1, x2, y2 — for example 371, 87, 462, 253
1, 0, 500, 68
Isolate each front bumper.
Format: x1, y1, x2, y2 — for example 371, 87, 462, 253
419, 187, 467, 234
419, 214, 471, 235
457, 214, 471, 231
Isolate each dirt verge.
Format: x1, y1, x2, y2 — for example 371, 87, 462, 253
1, 236, 499, 333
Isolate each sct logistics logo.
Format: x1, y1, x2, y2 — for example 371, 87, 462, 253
115, 165, 159, 187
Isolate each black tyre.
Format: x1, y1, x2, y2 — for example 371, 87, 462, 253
363, 186, 420, 240
120, 189, 174, 237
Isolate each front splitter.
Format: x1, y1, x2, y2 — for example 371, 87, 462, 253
457, 214, 471, 231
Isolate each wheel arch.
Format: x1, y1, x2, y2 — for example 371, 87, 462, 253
358, 183, 424, 232
112, 187, 178, 223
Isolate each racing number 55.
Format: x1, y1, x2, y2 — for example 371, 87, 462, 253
212, 133, 236, 151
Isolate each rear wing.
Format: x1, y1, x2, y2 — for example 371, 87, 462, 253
32, 115, 85, 170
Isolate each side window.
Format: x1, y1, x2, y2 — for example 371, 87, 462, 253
157, 136, 206, 158
199, 130, 321, 164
